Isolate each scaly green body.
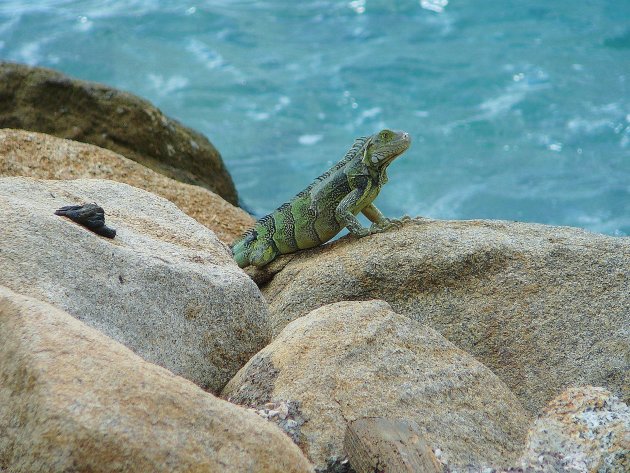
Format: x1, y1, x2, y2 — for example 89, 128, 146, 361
232, 129, 411, 268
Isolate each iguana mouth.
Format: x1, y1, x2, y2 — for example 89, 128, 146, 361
384, 131, 411, 163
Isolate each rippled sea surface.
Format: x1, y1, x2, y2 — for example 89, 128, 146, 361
1, 1, 629, 235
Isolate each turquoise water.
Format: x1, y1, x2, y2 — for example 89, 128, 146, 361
1, 1, 629, 235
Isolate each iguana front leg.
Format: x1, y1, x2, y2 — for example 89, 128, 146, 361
361, 203, 407, 234
335, 189, 372, 237
361, 202, 390, 226
336, 193, 404, 238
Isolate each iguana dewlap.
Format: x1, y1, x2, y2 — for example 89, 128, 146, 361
232, 129, 411, 268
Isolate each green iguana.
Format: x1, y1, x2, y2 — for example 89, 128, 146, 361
232, 129, 411, 268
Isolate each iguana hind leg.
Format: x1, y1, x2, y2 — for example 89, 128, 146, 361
249, 242, 279, 268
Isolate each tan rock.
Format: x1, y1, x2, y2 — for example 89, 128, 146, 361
262, 219, 630, 413
0, 128, 254, 244
0, 286, 314, 473
0, 177, 267, 393
520, 386, 630, 472
343, 418, 442, 473
223, 300, 530, 472
0, 61, 238, 204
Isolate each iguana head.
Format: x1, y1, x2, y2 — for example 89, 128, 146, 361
363, 129, 411, 168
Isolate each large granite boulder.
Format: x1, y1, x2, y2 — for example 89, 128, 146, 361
0, 286, 314, 473
520, 386, 629, 472
0, 176, 267, 393
261, 219, 630, 413
0, 61, 238, 204
223, 300, 530, 472
0, 128, 254, 244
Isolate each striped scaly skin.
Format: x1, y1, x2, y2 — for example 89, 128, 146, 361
232, 129, 411, 268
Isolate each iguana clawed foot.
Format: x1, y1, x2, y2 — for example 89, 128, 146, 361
357, 215, 410, 237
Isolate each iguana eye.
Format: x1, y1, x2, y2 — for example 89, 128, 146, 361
379, 130, 392, 140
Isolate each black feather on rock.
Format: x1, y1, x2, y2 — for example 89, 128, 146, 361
55, 203, 116, 238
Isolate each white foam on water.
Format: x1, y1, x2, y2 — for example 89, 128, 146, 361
147, 74, 189, 95
442, 86, 530, 134
75, 15, 93, 32
441, 69, 551, 134
186, 39, 225, 70
479, 68, 550, 118
575, 213, 627, 236
246, 111, 270, 121
72, 0, 164, 19
298, 134, 323, 146
353, 107, 382, 127
567, 117, 614, 134
348, 0, 365, 15
0, 13, 19, 35
274, 96, 291, 112
420, 0, 449, 13
17, 41, 43, 65
1, 0, 163, 20
0, 2, 52, 15
479, 86, 527, 117
361, 107, 382, 119
566, 102, 629, 149
418, 184, 486, 220
14, 36, 60, 65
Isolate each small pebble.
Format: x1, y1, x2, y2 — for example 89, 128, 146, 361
278, 403, 289, 419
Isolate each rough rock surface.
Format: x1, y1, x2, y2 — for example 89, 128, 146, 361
223, 300, 530, 472
0, 176, 268, 393
0, 286, 314, 473
520, 386, 630, 473
0, 61, 238, 204
0, 128, 254, 244
262, 219, 630, 413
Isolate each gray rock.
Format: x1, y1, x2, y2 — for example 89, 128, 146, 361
0, 285, 314, 473
520, 386, 630, 473
262, 219, 630, 413
0, 61, 238, 204
0, 176, 269, 393
223, 300, 530, 472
